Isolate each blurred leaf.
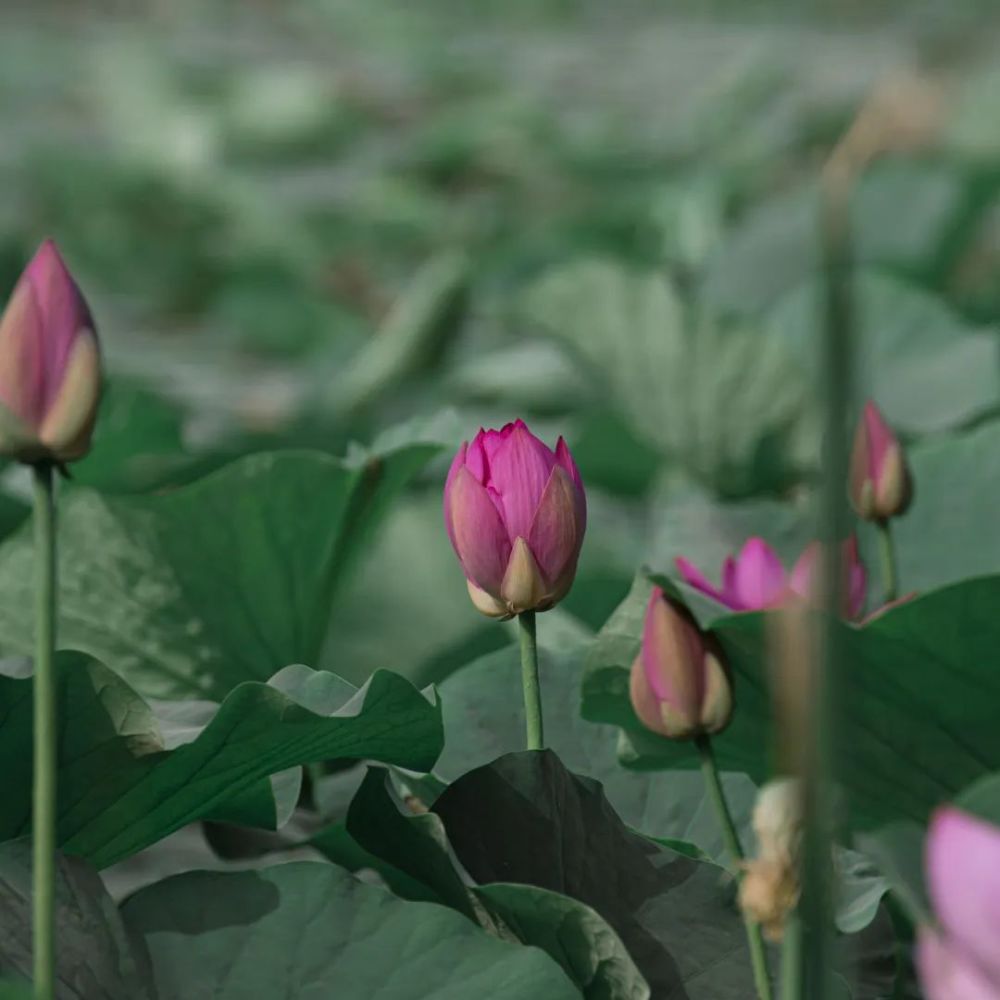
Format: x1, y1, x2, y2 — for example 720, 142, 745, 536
0, 841, 153, 999
856, 822, 931, 928
583, 574, 1000, 828
0, 655, 442, 868
72, 380, 188, 494
766, 272, 1000, 435
953, 770, 1000, 825
524, 259, 803, 495
122, 862, 581, 999
703, 164, 965, 313
434, 750, 770, 998
0, 444, 437, 701
894, 421, 1000, 593
332, 253, 469, 415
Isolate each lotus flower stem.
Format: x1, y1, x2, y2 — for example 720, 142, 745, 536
518, 611, 544, 750
32, 462, 57, 1000
779, 915, 802, 1000
875, 518, 897, 604
694, 736, 773, 1000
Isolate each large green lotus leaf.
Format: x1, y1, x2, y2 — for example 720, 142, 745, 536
121, 861, 580, 1000
0, 445, 437, 700
521, 259, 804, 496
765, 272, 1000, 435
0, 841, 153, 999
0, 654, 442, 868
582, 573, 1000, 828
433, 750, 768, 999
436, 641, 757, 865
325, 767, 648, 1000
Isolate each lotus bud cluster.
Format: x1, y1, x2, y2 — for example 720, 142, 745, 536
0, 240, 101, 464
443, 420, 586, 619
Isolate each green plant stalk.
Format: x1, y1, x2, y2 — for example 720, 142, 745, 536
779, 914, 803, 1000
518, 611, 544, 750
875, 518, 898, 604
694, 735, 773, 1000
32, 463, 57, 1000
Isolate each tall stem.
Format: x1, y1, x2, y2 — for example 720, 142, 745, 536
695, 735, 773, 1000
32, 463, 57, 1000
779, 915, 803, 1000
518, 611, 543, 751
875, 518, 897, 604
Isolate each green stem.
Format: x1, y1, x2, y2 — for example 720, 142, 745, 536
779, 914, 803, 1000
518, 611, 543, 751
695, 735, 773, 1000
875, 518, 897, 604
32, 463, 57, 1000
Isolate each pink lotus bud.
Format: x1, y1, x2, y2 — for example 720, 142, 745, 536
628, 587, 732, 740
443, 419, 586, 619
0, 240, 101, 464
849, 400, 912, 521
917, 807, 1000, 999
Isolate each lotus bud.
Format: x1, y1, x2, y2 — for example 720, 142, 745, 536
0, 240, 101, 464
628, 587, 732, 740
443, 420, 586, 619
849, 400, 912, 521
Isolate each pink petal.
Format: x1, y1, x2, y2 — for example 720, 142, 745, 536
443, 442, 469, 552
733, 538, 787, 610
843, 536, 867, 619
917, 928, 1000, 1000
555, 435, 587, 533
720, 556, 743, 609
447, 466, 512, 596
675, 556, 733, 608
0, 276, 46, 427
927, 808, 1000, 984
488, 420, 556, 543
863, 400, 897, 481
641, 586, 703, 715
526, 465, 583, 586
789, 542, 821, 604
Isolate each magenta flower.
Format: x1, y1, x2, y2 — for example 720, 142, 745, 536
0, 240, 101, 464
918, 807, 1000, 999
850, 399, 912, 521
443, 419, 586, 619
629, 586, 732, 740
675, 536, 866, 619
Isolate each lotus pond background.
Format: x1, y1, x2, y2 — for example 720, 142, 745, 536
3, 1, 1000, 997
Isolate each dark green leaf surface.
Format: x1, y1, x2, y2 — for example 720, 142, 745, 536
433, 751, 768, 999
0, 841, 153, 999
0, 445, 437, 700
0, 656, 442, 868
583, 574, 1000, 828
123, 861, 581, 1000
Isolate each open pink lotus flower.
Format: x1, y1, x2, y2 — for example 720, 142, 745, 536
675, 536, 866, 619
629, 586, 732, 740
850, 399, 912, 522
918, 807, 1000, 999
444, 419, 586, 619
0, 240, 101, 464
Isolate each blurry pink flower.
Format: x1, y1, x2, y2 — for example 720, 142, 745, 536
629, 586, 732, 740
918, 807, 1000, 1000
675, 536, 866, 619
849, 399, 912, 521
443, 419, 586, 619
0, 240, 101, 464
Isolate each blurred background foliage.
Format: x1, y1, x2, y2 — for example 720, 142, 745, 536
3, 0, 1000, 682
